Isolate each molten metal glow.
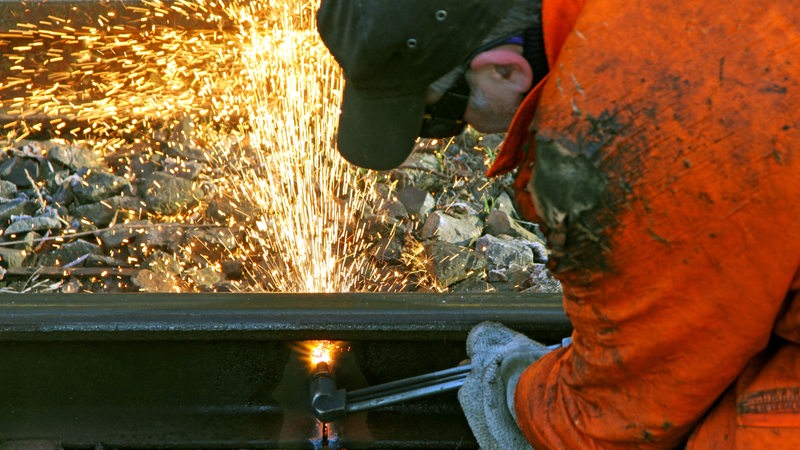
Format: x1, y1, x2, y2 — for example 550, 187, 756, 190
306, 340, 341, 366
0, 0, 433, 292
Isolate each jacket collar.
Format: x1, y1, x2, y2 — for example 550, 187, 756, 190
485, 0, 586, 177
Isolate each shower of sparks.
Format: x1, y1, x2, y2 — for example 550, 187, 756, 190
226, 1, 384, 292
0, 0, 430, 292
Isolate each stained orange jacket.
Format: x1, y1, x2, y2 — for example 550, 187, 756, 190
487, 0, 800, 448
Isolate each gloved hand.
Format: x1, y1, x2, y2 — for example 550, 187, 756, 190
458, 321, 551, 450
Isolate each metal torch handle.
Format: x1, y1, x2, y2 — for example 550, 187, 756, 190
343, 338, 572, 414
345, 364, 472, 413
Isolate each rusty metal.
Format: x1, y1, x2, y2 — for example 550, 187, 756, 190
0, 292, 571, 449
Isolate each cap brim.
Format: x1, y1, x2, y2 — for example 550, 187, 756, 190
336, 85, 426, 171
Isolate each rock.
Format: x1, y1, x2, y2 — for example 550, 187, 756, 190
51, 182, 76, 207
143, 250, 182, 276
484, 209, 545, 245
163, 158, 205, 180
486, 268, 508, 282
492, 192, 517, 216
96, 277, 135, 293
527, 241, 549, 264
484, 263, 536, 292
37, 240, 102, 267
98, 221, 151, 249
129, 151, 162, 179
45, 141, 104, 170
398, 153, 444, 192
371, 235, 404, 264
38, 160, 64, 191
108, 195, 147, 215
51, 204, 69, 221
73, 219, 98, 235
60, 278, 83, 293
70, 202, 117, 228
0, 157, 39, 187
444, 202, 479, 217
0, 247, 27, 268
524, 263, 562, 293
131, 269, 183, 292
396, 186, 435, 219
72, 171, 130, 203
70, 195, 142, 228
19, 231, 42, 252
212, 281, 237, 292
424, 241, 486, 287
5, 216, 62, 236
85, 254, 126, 268
420, 211, 482, 246
191, 266, 222, 289
0, 198, 37, 222
474, 234, 535, 271
133, 224, 186, 253
446, 157, 474, 178
484, 209, 513, 236
0, 126, 560, 294
186, 227, 238, 252
140, 172, 202, 215
450, 275, 496, 293
164, 117, 207, 161
507, 263, 535, 290
0, 180, 17, 198
221, 260, 244, 280
359, 212, 399, 237
381, 199, 408, 220
205, 199, 255, 226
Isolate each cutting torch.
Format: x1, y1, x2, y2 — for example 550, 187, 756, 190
310, 338, 571, 422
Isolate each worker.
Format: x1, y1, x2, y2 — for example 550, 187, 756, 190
317, 0, 800, 448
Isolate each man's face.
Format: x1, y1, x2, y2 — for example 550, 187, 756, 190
463, 63, 528, 133
427, 44, 532, 134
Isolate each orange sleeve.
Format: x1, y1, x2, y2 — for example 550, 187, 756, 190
513, 0, 800, 448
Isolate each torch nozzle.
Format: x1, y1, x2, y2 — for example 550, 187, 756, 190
308, 361, 472, 422
309, 361, 347, 422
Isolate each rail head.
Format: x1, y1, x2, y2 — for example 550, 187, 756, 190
0, 292, 570, 341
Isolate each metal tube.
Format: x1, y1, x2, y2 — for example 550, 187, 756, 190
347, 364, 472, 402
347, 371, 469, 403
346, 378, 467, 413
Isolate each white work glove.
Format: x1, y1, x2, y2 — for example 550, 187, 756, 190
458, 321, 551, 450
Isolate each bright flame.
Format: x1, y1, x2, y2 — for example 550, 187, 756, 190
306, 340, 341, 366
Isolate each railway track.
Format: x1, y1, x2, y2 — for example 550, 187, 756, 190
0, 292, 571, 449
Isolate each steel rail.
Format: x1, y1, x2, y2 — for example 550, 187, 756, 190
0, 292, 570, 449
0, 292, 569, 340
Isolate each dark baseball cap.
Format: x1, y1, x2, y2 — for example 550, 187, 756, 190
317, 0, 515, 170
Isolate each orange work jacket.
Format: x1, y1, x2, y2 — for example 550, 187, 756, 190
488, 0, 800, 448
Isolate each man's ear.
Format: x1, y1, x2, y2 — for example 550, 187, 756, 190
470, 45, 533, 93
